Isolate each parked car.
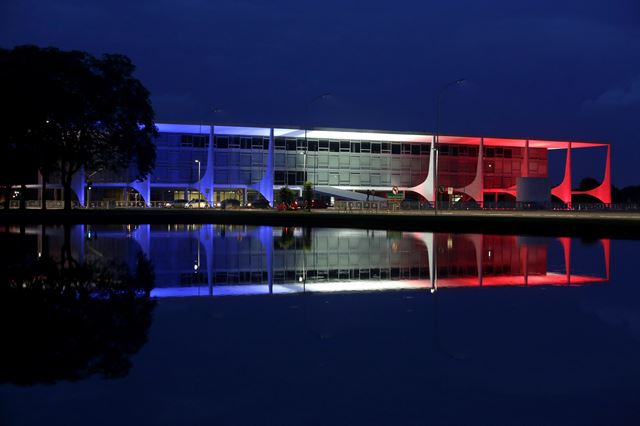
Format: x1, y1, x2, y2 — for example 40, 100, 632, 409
164, 200, 188, 208
248, 199, 271, 209
310, 199, 328, 209
218, 199, 241, 209
186, 199, 209, 209
277, 200, 300, 211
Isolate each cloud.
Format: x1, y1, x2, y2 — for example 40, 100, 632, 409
583, 76, 640, 111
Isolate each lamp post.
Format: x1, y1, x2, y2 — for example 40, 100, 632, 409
194, 160, 201, 203
434, 79, 465, 215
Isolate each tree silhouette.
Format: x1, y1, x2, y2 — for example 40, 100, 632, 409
0, 230, 156, 385
0, 46, 157, 210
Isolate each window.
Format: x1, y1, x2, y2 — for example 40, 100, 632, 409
411, 144, 420, 155
340, 141, 350, 152
351, 142, 361, 153
319, 140, 329, 151
240, 137, 251, 149
392, 143, 401, 154
420, 144, 430, 155
181, 135, 209, 148
275, 171, 285, 184
330, 141, 339, 152
402, 144, 411, 154
286, 139, 297, 151
252, 137, 265, 149
361, 142, 371, 153
381, 142, 391, 154
308, 139, 318, 151
275, 138, 286, 150
371, 143, 381, 154
214, 136, 228, 149
228, 136, 240, 148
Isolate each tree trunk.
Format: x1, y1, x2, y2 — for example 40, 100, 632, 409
3, 186, 11, 209
41, 175, 47, 210
19, 183, 26, 210
63, 179, 72, 211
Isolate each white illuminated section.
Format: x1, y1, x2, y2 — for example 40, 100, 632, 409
213, 126, 272, 136
274, 128, 433, 143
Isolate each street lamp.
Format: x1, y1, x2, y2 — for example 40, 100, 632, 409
434, 79, 465, 215
194, 160, 201, 203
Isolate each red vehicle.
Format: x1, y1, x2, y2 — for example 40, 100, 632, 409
276, 200, 300, 211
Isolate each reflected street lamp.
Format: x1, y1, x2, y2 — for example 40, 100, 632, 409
434, 79, 465, 215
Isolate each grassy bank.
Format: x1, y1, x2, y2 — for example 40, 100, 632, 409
1, 208, 640, 239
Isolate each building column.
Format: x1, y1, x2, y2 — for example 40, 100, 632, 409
406, 136, 435, 203
71, 167, 85, 207
131, 178, 150, 206
522, 140, 529, 177
551, 142, 572, 205
251, 128, 275, 206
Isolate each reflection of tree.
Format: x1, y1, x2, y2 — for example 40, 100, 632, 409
0, 232, 155, 385
276, 227, 296, 250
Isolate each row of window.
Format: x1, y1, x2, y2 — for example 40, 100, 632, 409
180, 135, 209, 148
274, 138, 432, 155
179, 134, 548, 162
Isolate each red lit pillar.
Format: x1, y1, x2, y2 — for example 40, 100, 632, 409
552, 142, 572, 206
577, 144, 612, 205
521, 140, 529, 177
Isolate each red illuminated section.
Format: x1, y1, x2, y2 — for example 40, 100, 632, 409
431, 234, 609, 289
433, 136, 610, 205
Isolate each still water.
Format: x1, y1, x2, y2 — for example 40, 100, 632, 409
1, 224, 639, 425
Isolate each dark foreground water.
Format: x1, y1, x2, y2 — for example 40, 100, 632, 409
1, 224, 639, 425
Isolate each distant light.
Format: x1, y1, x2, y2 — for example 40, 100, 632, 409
45, 120, 50, 124
194, 160, 200, 163
488, 250, 492, 258
299, 276, 303, 282
37, 252, 42, 258
193, 263, 199, 271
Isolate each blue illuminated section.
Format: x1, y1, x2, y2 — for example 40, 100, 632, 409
71, 167, 85, 206
156, 123, 211, 134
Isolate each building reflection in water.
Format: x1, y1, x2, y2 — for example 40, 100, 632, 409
2, 224, 609, 298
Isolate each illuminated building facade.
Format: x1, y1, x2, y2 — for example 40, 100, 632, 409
12, 225, 610, 296
69, 123, 611, 207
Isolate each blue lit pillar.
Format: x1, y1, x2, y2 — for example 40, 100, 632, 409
131, 178, 150, 206
71, 167, 85, 207
252, 128, 275, 206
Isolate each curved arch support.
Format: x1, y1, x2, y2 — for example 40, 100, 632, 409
130, 178, 150, 207
402, 138, 435, 202
455, 138, 483, 202
572, 145, 611, 204
71, 168, 85, 206
250, 127, 275, 206
552, 142, 572, 205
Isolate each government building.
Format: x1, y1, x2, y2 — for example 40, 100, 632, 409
62, 123, 611, 207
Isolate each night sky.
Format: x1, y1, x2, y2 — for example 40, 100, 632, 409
2, 0, 639, 185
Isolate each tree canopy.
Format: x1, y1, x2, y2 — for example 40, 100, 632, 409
0, 45, 157, 209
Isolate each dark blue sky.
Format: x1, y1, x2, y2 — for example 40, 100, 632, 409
2, 0, 639, 185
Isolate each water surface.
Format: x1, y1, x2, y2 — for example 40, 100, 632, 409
1, 225, 638, 425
